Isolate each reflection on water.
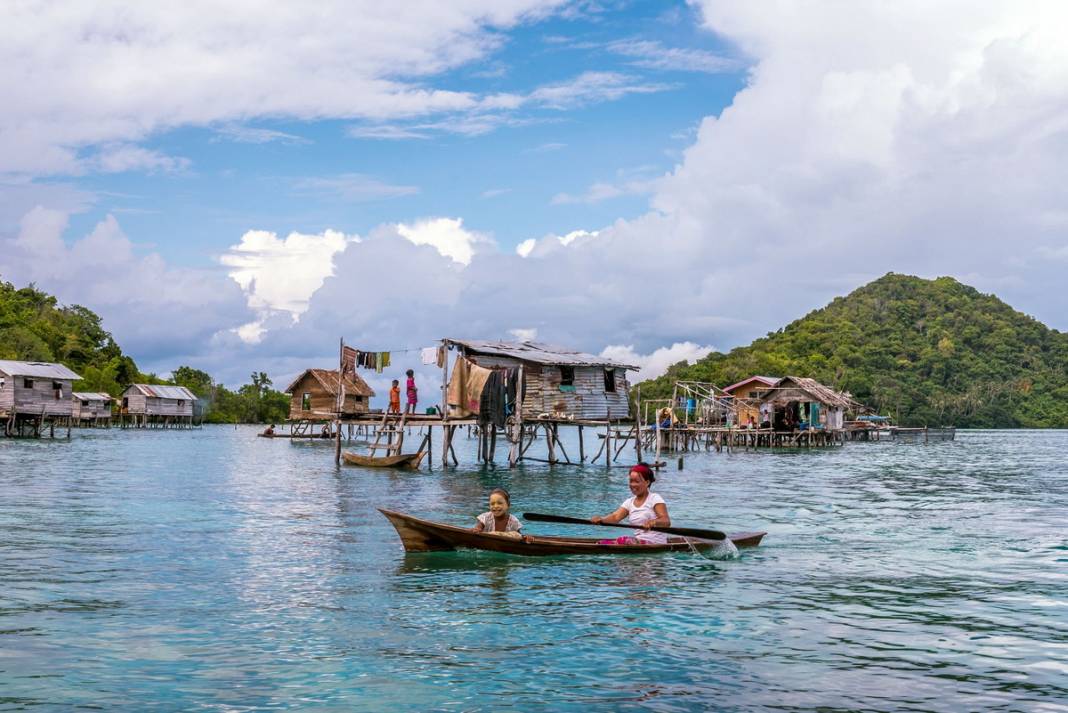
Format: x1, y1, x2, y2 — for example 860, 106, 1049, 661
1, 426, 1066, 711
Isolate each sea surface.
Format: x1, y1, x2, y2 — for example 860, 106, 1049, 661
1, 426, 1066, 712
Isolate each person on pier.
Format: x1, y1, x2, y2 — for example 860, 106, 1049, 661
405, 369, 418, 415
389, 379, 401, 415
591, 464, 670, 545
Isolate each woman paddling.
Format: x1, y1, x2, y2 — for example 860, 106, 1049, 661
592, 463, 670, 545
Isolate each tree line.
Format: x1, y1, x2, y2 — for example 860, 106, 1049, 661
1, 279, 289, 423
638, 273, 1068, 428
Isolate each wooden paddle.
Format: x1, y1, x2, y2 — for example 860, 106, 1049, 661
522, 512, 726, 541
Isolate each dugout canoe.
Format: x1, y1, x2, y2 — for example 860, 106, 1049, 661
343, 451, 426, 469
379, 508, 765, 556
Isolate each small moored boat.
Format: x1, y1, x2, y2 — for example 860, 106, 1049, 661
343, 451, 426, 469
379, 509, 765, 556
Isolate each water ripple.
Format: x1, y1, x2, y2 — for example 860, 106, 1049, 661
1, 427, 1066, 711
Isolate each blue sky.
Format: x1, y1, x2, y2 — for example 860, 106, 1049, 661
65, 1, 746, 268
3, 1, 1068, 392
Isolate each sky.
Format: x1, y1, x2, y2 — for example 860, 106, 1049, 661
2, 1, 1068, 401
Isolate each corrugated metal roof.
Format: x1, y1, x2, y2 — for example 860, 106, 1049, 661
125, 384, 198, 400
284, 368, 376, 397
447, 339, 638, 370
72, 392, 113, 401
722, 375, 780, 394
0, 360, 82, 379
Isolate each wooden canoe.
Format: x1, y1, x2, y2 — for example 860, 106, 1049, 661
342, 451, 426, 469
379, 508, 765, 557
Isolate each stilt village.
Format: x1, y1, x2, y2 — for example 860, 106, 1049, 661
1, 339, 955, 457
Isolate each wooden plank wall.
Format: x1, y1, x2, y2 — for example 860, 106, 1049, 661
10, 377, 75, 417
467, 355, 631, 419
0, 374, 13, 411
144, 397, 193, 417
73, 399, 111, 420
287, 375, 369, 420
123, 392, 146, 414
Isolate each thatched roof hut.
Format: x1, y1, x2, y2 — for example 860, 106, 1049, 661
758, 376, 855, 429
285, 369, 375, 421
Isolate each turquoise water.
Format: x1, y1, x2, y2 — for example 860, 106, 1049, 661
1, 427, 1066, 712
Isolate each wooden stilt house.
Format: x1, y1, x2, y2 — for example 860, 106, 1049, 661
120, 384, 197, 428
722, 376, 779, 426
285, 369, 375, 421
758, 376, 854, 431
446, 339, 637, 420
0, 360, 82, 435
72, 392, 114, 426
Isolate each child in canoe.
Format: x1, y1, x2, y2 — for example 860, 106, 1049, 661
474, 488, 524, 539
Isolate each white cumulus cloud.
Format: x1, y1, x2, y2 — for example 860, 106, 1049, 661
600, 343, 716, 382
220, 228, 356, 342
396, 217, 491, 265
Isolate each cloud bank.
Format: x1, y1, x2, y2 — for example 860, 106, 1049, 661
6, 2, 1068, 392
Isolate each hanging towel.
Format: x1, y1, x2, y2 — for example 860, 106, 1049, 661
421, 347, 438, 365
375, 352, 383, 373
447, 357, 492, 417
437, 345, 446, 368
382, 352, 391, 369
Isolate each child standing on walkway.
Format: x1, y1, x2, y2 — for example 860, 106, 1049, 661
405, 369, 418, 414
388, 379, 401, 414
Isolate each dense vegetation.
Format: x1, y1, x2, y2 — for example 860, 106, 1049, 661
0, 279, 288, 423
640, 274, 1068, 428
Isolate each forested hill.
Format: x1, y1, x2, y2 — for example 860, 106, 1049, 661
0, 279, 288, 423
0, 279, 140, 393
640, 273, 1068, 428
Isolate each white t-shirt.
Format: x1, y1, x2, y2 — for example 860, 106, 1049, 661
621, 492, 667, 544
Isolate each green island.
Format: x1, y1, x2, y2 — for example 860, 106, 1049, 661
638, 273, 1068, 428
0, 279, 288, 424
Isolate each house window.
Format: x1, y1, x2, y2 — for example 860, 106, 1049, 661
559, 366, 574, 387
81, 400, 90, 407
604, 369, 616, 393
302, 393, 312, 410
53, 381, 63, 399
177, 400, 184, 407
0, 376, 5, 389
24, 378, 34, 389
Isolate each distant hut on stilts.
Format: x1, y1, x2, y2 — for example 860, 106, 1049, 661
285, 368, 375, 436
120, 384, 198, 429
71, 392, 114, 427
0, 360, 81, 438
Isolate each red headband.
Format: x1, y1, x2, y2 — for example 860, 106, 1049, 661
630, 464, 654, 481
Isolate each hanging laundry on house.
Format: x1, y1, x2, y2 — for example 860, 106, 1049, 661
421, 347, 438, 366
479, 369, 508, 428
382, 352, 391, 369
437, 345, 446, 368
447, 357, 492, 417
341, 346, 357, 377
